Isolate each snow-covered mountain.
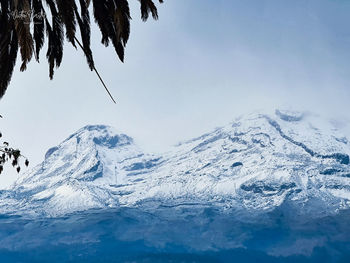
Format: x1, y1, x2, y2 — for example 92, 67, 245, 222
1, 109, 350, 217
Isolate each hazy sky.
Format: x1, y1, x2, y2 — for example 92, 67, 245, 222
1, 0, 350, 187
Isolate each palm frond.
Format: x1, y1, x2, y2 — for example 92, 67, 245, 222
74, 0, 94, 69
0, 1, 19, 98
33, 0, 46, 61
56, 0, 77, 47
0, 0, 164, 99
45, 0, 64, 79
139, 0, 158, 21
14, 0, 34, 71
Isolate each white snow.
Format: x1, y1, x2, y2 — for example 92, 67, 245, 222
1, 110, 350, 217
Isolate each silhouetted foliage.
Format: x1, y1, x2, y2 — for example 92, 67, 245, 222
0, 0, 164, 98
0, 116, 29, 175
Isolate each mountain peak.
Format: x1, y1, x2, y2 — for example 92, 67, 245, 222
3, 110, 350, 217
8, 124, 146, 216
66, 124, 133, 147
275, 109, 305, 122
44, 125, 134, 160
82, 124, 111, 131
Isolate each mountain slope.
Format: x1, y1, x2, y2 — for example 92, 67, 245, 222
0, 125, 159, 215
118, 110, 350, 215
1, 110, 350, 217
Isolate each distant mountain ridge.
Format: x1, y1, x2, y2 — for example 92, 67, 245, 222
1, 109, 350, 217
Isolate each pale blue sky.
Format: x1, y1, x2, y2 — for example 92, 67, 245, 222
1, 0, 350, 186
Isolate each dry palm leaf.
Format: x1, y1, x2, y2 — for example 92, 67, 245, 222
0, 0, 164, 101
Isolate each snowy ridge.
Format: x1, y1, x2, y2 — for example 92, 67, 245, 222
1, 110, 350, 217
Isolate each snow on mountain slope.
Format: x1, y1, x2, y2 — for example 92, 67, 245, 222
119, 110, 350, 214
1, 110, 350, 217
0, 125, 161, 216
